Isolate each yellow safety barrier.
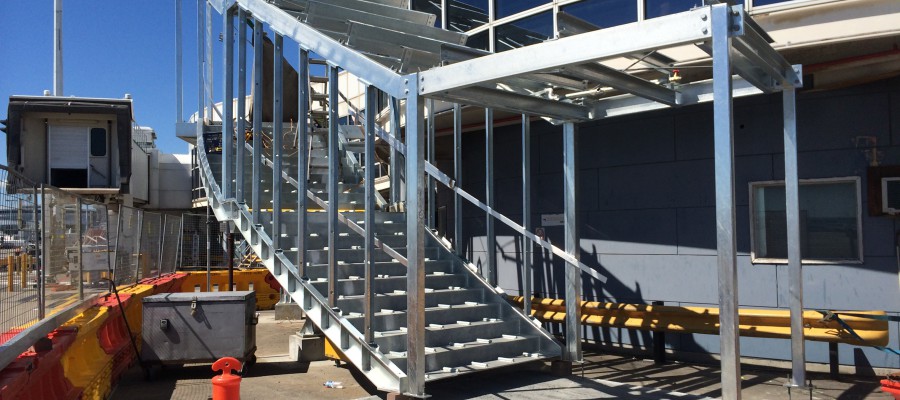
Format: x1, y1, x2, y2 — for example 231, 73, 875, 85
61, 306, 114, 400
510, 297, 889, 346
180, 270, 280, 310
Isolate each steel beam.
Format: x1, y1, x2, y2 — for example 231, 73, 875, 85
327, 65, 340, 307
522, 114, 532, 316
298, 48, 310, 279
556, 11, 674, 71
453, 103, 463, 256
434, 86, 591, 121
236, 7, 247, 204
783, 87, 806, 388
252, 18, 263, 225
711, 4, 741, 399
418, 7, 712, 94
405, 76, 426, 398
563, 122, 581, 363
561, 63, 679, 106
364, 85, 378, 364
485, 108, 496, 286
222, 6, 234, 199
273, 33, 284, 253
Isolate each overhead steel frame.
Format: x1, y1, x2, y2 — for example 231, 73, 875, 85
411, 4, 801, 398
199, 1, 802, 397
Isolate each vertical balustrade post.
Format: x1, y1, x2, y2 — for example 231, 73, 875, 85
273, 33, 284, 256
485, 108, 495, 285
522, 114, 532, 316
453, 104, 463, 256
297, 48, 310, 279
327, 64, 339, 306
222, 6, 234, 198
236, 8, 247, 204
363, 85, 378, 370
784, 84, 806, 388
251, 18, 263, 225
562, 122, 580, 363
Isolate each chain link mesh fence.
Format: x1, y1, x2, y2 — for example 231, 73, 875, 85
161, 215, 182, 275
0, 168, 40, 336
138, 212, 162, 280
113, 206, 141, 287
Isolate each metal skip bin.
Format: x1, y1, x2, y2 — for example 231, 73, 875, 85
141, 291, 257, 367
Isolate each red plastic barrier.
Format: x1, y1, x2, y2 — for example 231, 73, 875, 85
211, 357, 242, 400
0, 328, 24, 347
96, 294, 133, 355
263, 272, 282, 291
883, 378, 900, 400
0, 328, 78, 400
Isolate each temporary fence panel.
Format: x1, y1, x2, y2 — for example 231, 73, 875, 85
114, 206, 141, 287
0, 167, 40, 335
41, 187, 80, 311
80, 201, 110, 296
161, 215, 182, 275
139, 211, 162, 280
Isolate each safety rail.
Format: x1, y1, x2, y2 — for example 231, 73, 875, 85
510, 296, 890, 346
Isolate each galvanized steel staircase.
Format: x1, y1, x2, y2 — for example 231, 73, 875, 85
197, 0, 562, 393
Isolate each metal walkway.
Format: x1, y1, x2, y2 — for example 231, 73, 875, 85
193, 0, 802, 397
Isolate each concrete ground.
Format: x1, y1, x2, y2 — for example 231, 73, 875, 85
111, 311, 894, 399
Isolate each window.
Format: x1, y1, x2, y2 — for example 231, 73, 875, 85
412, 0, 442, 27
561, 0, 637, 30
494, 11, 553, 52
494, 0, 544, 19
447, 0, 489, 33
90, 128, 107, 157
750, 177, 862, 264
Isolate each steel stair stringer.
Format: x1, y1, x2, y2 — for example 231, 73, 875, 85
196, 127, 409, 393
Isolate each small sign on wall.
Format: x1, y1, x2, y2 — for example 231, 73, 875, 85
540, 213, 564, 226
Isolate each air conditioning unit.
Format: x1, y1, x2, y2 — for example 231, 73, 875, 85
882, 177, 900, 215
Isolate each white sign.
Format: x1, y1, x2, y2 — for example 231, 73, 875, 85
540, 213, 564, 227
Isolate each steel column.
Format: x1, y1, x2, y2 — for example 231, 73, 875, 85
158, 215, 166, 279
427, 99, 435, 228
485, 108, 496, 285
522, 114, 532, 315
783, 87, 806, 387
252, 18, 263, 225
205, 1, 213, 120
405, 77, 426, 398
389, 98, 402, 205
327, 65, 340, 306
196, 0, 205, 128
364, 85, 378, 363
273, 33, 284, 252
38, 185, 46, 319
711, 5, 741, 399
298, 48, 310, 279
236, 8, 247, 204
176, 0, 183, 122
562, 122, 581, 363
453, 103, 463, 256
222, 6, 234, 199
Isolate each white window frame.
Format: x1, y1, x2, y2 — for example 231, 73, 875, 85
749, 176, 863, 265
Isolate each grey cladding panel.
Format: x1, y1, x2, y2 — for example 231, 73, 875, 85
579, 115, 675, 168
584, 209, 677, 255
676, 207, 716, 256
797, 92, 891, 152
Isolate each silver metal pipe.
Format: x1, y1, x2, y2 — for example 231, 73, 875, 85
327, 64, 339, 306
297, 48, 310, 279
236, 8, 247, 204
273, 33, 284, 253
404, 76, 426, 398
453, 103, 463, 256
176, 0, 183, 122
252, 18, 263, 225
36, 186, 44, 319
485, 108, 496, 285
222, 6, 234, 199
563, 121, 581, 363
711, 5, 741, 399
364, 85, 378, 360
53, 0, 63, 95
783, 87, 806, 388
427, 99, 435, 228
522, 114, 532, 316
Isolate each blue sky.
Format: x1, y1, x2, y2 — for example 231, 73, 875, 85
0, 1, 213, 159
